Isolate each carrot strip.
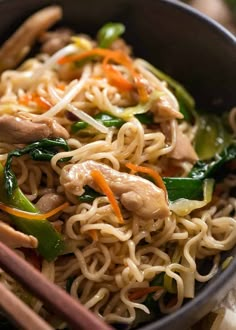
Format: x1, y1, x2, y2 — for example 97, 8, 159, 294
128, 286, 163, 300
58, 48, 114, 64
19, 93, 52, 111
126, 163, 167, 199
56, 83, 66, 91
0, 202, 69, 220
88, 229, 98, 241
103, 62, 133, 91
91, 170, 124, 224
58, 48, 148, 102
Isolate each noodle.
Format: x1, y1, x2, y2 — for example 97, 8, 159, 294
0, 11, 235, 329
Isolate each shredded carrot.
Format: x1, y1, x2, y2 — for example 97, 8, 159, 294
126, 163, 167, 199
103, 61, 133, 91
0, 202, 69, 220
58, 48, 113, 64
91, 170, 124, 224
58, 48, 148, 102
128, 286, 162, 301
19, 93, 52, 111
88, 229, 98, 241
56, 83, 66, 91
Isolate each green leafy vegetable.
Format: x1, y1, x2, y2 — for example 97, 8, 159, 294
0, 164, 64, 261
4, 138, 69, 196
78, 186, 103, 203
194, 114, 231, 160
170, 179, 214, 216
97, 22, 125, 48
189, 142, 236, 180
135, 112, 154, 125
163, 178, 204, 201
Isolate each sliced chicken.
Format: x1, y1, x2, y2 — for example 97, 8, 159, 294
169, 125, 198, 162
110, 38, 132, 56
39, 28, 73, 55
0, 113, 69, 144
0, 221, 38, 249
152, 95, 184, 121
60, 160, 170, 219
36, 193, 65, 220
0, 6, 62, 72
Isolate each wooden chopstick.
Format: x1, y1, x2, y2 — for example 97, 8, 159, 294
0, 242, 114, 330
0, 282, 53, 330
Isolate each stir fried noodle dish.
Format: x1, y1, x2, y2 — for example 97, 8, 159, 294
0, 6, 235, 329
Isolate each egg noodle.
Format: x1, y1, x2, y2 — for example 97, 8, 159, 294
0, 14, 235, 329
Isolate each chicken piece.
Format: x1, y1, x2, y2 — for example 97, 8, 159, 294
39, 28, 73, 55
0, 6, 62, 72
169, 125, 198, 162
0, 221, 37, 249
110, 38, 132, 56
36, 193, 65, 221
60, 160, 170, 219
152, 95, 183, 121
0, 113, 69, 144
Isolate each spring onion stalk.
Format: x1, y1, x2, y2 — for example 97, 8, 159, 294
97, 22, 125, 48
194, 114, 231, 160
169, 179, 214, 216
0, 163, 64, 261
71, 112, 125, 133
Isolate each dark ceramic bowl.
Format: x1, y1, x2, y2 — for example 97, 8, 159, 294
0, 0, 235, 329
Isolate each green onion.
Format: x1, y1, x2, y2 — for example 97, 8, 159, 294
0, 164, 64, 261
71, 112, 125, 133
194, 114, 231, 160
97, 22, 125, 48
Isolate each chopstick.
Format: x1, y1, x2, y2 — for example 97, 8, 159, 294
0, 282, 53, 330
0, 241, 114, 330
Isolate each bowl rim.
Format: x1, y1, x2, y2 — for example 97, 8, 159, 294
161, 0, 236, 44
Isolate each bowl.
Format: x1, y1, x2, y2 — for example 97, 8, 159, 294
0, 0, 235, 329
